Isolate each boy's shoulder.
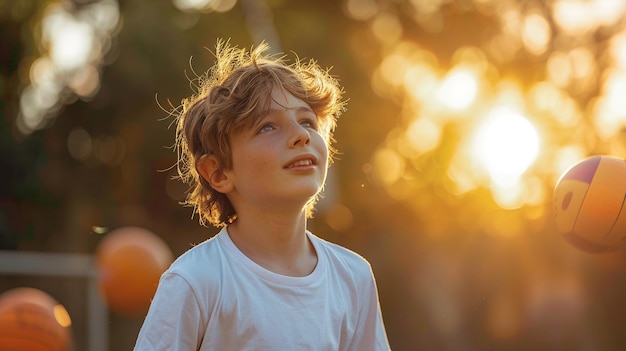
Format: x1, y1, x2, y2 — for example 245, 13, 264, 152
164, 230, 225, 279
308, 232, 374, 276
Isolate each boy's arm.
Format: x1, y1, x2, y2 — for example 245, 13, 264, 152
347, 269, 391, 351
134, 272, 206, 350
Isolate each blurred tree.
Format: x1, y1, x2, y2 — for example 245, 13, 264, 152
0, 0, 51, 249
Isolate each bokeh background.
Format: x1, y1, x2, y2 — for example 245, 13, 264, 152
3, 0, 626, 349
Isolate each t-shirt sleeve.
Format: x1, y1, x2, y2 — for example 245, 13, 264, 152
134, 272, 206, 350
347, 265, 391, 351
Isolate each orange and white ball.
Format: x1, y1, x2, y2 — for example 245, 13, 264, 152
0, 287, 73, 351
553, 155, 626, 253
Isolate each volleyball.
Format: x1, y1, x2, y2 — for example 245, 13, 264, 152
95, 226, 173, 316
553, 155, 626, 253
0, 287, 72, 351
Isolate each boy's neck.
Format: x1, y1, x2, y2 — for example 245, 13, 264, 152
226, 213, 317, 277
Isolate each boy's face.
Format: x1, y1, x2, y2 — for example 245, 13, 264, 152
225, 87, 329, 212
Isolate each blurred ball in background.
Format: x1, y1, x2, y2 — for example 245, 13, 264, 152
0, 287, 73, 351
553, 155, 626, 253
95, 226, 174, 316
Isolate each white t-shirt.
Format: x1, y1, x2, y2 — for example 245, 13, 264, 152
134, 227, 390, 351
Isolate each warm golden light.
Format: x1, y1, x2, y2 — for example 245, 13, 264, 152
553, 145, 586, 182
436, 68, 478, 111
173, 0, 236, 12
610, 30, 626, 68
344, 0, 378, 20
553, 0, 625, 34
472, 107, 540, 186
371, 12, 402, 43
593, 71, 626, 139
371, 147, 405, 186
522, 13, 551, 55
379, 53, 411, 87
404, 64, 439, 102
406, 117, 441, 153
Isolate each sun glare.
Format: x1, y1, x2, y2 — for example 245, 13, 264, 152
472, 107, 540, 186
436, 68, 478, 111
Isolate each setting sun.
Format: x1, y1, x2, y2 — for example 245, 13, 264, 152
472, 106, 540, 186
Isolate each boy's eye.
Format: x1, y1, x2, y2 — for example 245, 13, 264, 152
258, 124, 274, 133
300, 118, 318, 130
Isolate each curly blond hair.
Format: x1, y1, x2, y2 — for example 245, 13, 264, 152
175, 40, 346, 227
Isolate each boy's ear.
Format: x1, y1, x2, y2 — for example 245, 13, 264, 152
196, 154, 233, 193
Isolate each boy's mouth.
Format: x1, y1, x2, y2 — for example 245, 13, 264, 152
285, 156, 316, 168
286, 159, 313, 168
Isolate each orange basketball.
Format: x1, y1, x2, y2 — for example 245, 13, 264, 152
0, 287, 73, 351
95, 226, 173, 316
553, 155, 626, 253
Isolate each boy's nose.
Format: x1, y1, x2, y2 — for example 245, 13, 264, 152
289, 122, 311, 148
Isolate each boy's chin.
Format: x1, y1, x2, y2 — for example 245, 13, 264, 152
293, 189, 323, 204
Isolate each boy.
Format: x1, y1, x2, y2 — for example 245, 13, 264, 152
134, 40, 390, 350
